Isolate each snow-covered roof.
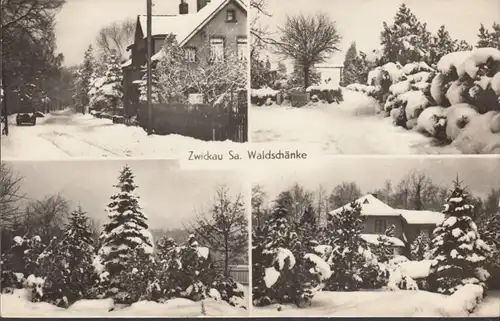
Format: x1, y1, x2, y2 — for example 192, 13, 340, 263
329, 194, 399, 217
398, 209, 445, 225
361, 234, 405, 247
138, 0, 246, 47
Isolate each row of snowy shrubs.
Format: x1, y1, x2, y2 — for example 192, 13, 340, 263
250, 84, 344, 106
346, 47, 500, 153
1, 234, 245, 309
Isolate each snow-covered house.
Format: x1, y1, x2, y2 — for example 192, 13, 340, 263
121, 0, 247, 113
329, 194, 444, 252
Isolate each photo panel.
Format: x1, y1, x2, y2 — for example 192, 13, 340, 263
1, 0, 250, 161
249, 0, 500, 155
0, 159, 250, 317
250, 156, 500, 317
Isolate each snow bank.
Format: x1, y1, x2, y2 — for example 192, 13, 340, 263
337, 89, 381, 116
306, 83, 340, 92
439, 284, 484, 317
452, 110, 500, 154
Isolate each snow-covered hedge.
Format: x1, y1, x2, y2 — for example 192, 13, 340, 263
251, 87, 280, 106
439, 284, 484, 316
306, 83, 343, 104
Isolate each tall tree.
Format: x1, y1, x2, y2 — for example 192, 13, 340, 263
428, 177, 491, 295
88, 52, 123, 112
252, 185, 268, 229
189, 186, 248, 276
477, 23, 500, 49
96, 165, 154, 285
379, 3, 432, 65
328, 181, 362, 209
429, 25, 457, 66
274, 183, 315, 224
273, 12, 341, 90
95, 19, 135, 61
0, 162, 25, 230
73, 45, 95, 114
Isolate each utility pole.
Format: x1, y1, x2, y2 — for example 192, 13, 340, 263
146, 0, 153, 135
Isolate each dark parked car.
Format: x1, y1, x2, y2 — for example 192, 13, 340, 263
16, 112, 37, 126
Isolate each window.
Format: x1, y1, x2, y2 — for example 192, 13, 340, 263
374, 220, 386, 234
226, 9, 236, 22
237, 37, 247, 61
184, 47, 196, 62
210, 37, 224, 62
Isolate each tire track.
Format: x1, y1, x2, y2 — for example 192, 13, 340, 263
39, 131, 122, 157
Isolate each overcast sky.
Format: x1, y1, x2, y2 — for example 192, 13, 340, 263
253, 157, 500, 204
6, 160, 246, 229
258, 0, 500, 67
55, 0, 200, 66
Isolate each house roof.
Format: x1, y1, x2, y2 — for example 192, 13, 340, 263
138, 0, 246, 47
329, 194, 399, 217
398, 209, 445, 225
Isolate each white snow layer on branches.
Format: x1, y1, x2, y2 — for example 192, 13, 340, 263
367, 62, 405, 86
264, 267, 280, 288
274, 247, 296, 271
251, 87, 279, 98
306, 83, 341, 92
437, 48, 500, 78
445, 104, 479, 141
416, 106, 446, 137
400, 90, 430, 119
304, 253, 332, 282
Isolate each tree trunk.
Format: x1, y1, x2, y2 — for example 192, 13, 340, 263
303, 65, 309, 92
224, 235, 229, 277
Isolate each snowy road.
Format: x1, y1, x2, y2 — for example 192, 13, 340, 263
251, 91, 460, 155
1, 110, 237, 159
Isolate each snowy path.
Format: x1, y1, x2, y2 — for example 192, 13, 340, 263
1, 110, 237, 159
251, 99, 460, 155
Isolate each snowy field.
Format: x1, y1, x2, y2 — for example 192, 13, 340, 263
252, 290, 500, 317
251, 90, 460, 155
1, 288, 249, 317
1, 109, 241, 159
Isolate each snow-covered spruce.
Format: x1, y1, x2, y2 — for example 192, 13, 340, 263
410, 230, 432, 261
94, 165, 154, 299
428, 178, 492, 295
39, 207, 96, 307
136, 65, 162, 104
252, 204, 329, 307
88, 53, 123, 112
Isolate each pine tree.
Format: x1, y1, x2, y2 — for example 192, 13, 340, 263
138, 66, 162, 104
341, 42, 360, 86
429, 25, 457, 66
477, 24, 492, 48
455, 40, 473, 52
428, 177, 491, 295
96, 165, 154, 289
379, 4, 432, 65
410, 231, 431, 261
323, 201, 366, 291
74, 45, 95, 114
89, 52, 123, 112
40, 207, 96, 306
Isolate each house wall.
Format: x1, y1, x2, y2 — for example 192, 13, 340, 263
184, 0, 247, 60
404, 223, 436, 245
362, 216, 404, 240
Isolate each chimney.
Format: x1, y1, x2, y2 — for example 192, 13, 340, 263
179, 0, 188, 14
197, 0, 211, 12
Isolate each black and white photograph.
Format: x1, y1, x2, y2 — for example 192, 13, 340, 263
251, 157, 500, 316
0, 160, 249, 316
1, 0, 249, 160
250, 0, 500, 154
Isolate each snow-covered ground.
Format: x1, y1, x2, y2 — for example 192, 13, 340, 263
252, 290, 500, 317
1, 288, 249, 317
1, 109, 241, 159
251, 91, 460, 154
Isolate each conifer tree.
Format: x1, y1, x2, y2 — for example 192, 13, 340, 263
96, 165, 154, 289
341, 42, 360, 86
40, 207, 96, 306
323, 201, 366, 291
429, 25, 457, 66
410, 230, 431, 261
89, 52, 123, 112
138, 66, 162, 104
379, 4, 432, 65
428, 177, 491, 295
477, 23, 500, 49
74, 45, 95, 114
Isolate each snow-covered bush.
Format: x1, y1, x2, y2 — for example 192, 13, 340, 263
209, 274, 246, 309
38, 208, 96, 307
250, 87, 280, 106
88, 54, 123, 112
252, 204, 328, 307
157, 234, 213, 302
439, 284, 484, 316
428, 179, 492, 295
306, 83, 343, 104
415, 106, 447, 139
451, 110, 500, 154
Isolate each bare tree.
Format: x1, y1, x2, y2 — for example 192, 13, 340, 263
315, 184, 329, 226
24, 194, 69, 242
250, 0, 272, 57
0, 162, 25, 229
273, 12, 341, 90
95, 19, 135, 61
274, 183, 315, 224
188, 186, 248, 276
328, 181, 362, 209
390, 171, 444, 211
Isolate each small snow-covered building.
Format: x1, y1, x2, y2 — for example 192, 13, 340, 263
329, 194, 444, 253
122, 0, 247, 113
